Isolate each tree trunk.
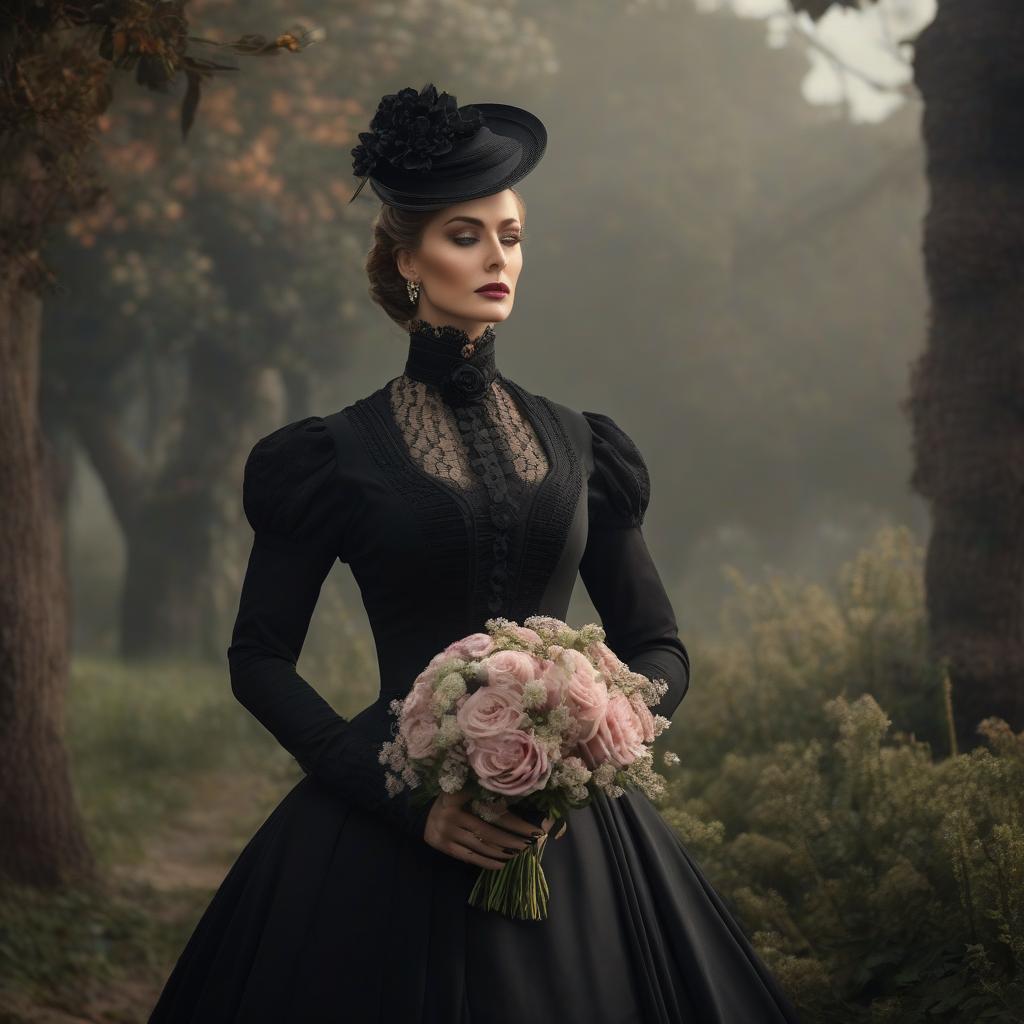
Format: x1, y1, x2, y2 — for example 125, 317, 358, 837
116, 340, 275, 660
0, 258, 95, 887
909, 0, 1024, 750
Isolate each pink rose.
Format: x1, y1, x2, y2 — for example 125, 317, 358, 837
457, 686, 526, 740
506, 624, 543, 647
401, 715, 440, 760
535, 656, 572, 711
467, 730, 552, 797
479, 650, 542, 694
402, 676, 436, 719
628, 690, 656, 744
586, 640, 626, 683
560, 648, 608, 742
580, 691, 647, 769
444, 632, 496, 661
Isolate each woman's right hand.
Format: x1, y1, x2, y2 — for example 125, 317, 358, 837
424, 789, 550, 870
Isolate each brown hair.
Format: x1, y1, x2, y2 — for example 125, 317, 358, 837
364, 189, 526, 329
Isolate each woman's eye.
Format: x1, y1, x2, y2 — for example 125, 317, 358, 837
452, 236, 522, 246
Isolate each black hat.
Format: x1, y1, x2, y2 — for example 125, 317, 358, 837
348, 83, 547, 211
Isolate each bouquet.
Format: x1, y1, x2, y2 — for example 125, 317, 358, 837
377, 615, 682, 921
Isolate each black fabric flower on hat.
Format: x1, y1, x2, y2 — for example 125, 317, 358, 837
351, 83, 483, 180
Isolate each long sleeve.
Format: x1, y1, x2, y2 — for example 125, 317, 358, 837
226, 415, 433, 844
578, 411, 690, 722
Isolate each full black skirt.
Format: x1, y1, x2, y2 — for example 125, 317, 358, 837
149, 731, 801, 1022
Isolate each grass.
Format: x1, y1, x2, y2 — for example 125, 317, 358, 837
0, 655, 307, 1023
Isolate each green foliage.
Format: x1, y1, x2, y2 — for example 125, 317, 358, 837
658, 526, 1024, 1021
0, 879, 169, 1018
66, 655, 288, 864
6, 528, 1022, 1019
0, 648, 370, 1017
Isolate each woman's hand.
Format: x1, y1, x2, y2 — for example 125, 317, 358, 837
424, 790, 557, 870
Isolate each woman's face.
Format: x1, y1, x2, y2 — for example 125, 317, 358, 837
397, 189, 524, 342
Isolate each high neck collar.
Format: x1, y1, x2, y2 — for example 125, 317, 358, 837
403, 318, 500, 408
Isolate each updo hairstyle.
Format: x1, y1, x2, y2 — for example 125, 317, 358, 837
364, 189, 525, 329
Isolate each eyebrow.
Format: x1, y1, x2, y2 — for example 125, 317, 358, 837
443, 216, 521, 227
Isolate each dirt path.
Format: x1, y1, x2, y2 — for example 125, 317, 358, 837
113, 767, 284, 902
1, 766, 291, 1024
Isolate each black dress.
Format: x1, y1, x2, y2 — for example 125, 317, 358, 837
149, 318, 801, 1023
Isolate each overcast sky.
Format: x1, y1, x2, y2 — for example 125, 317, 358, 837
695, 0, 936, 122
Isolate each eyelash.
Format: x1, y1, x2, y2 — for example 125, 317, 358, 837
452, 235, 523, 246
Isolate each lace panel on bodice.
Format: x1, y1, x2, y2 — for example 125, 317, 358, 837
387, 375, 550, 492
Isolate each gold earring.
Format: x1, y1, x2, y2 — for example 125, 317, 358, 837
406, 278, 420, 304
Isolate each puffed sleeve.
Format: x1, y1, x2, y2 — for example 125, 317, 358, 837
227, 416, 433, 844
578, 411, 691, 721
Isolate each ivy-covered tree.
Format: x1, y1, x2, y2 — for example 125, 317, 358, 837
788, 0, 1024, 749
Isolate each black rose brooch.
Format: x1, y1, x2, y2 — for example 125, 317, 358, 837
349, 83, 483, 200
441, 363, 489, 408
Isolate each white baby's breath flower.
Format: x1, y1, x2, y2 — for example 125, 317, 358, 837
522, 679, 547, 710
554, 755, 591, 787
385, 773, 406, 796
435, 713, 463, 750
662, 750, 680, 766
557, 626, 579, 647
434, 658, 468, 684
546, 705, 571, 732
485, 616, 515, 635
532, 733, 561, 760
471, 796, 509, 823
431, 671, 467, 715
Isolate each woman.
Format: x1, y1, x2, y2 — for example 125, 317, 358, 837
149, 83, 801, 1023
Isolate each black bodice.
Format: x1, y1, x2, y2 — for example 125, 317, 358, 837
226, 317, 690, 846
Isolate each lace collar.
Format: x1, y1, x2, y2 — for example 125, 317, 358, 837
403, 318, 499, 408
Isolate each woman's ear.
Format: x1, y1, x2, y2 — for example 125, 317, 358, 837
396, 249, 416, 280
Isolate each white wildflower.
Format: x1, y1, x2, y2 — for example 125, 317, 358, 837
435, 713, 463, 750
439, 773, 464, 793
485, 616, 516, 635
471, 796, 509, 822
431, 672, 467, 715
433, 657, 468, 684
522, 679, 547, 710
551, 755, 591, 790
546, 705, 571, 732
